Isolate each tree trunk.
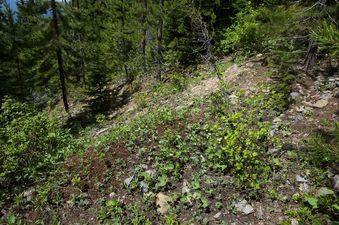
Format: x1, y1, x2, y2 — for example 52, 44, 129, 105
141, 0, 148, 72
120, 0, 132, 83
51, 0, 69, 112
156, 0, 163, 81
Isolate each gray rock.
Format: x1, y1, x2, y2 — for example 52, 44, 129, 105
256, 204, 264, 219
296, 175, 307, 183
95, 127, 109, 136
140, 164, 148, 170
156, 192, 171, 215
312, 99, 328, 108
333, 175, 339, 192
316, 187, 334, 196
268, 148, 279, 154
109, 192, 115, 199
140, 181, 149, 192
23, 188, 35, 202
124, 176, 134, 187
213, 212, 222, 220
235, 200, 254, 215
290, 92, 301, 100
182, 179, 190, 194
299, 183, 309, 193
291, 218, 299, 225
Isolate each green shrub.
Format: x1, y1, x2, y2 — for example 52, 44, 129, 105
0, 98, 72, 187
169, 73, 188, 91
219, 5, 302, 55
312, 20, 339, 58
306, 122, 339, 167
205, 88, 285, 191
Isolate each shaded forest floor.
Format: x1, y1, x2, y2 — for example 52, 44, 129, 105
2, 56, 338, 224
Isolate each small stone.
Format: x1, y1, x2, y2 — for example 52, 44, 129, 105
213, 212, 222, 220
124, 176, 134, 187
140, 164, 148, 170
296, 175, 307, 183
334, 92, 339, 98
279, 216, 286, 221
316, 187, 334, 196
291, 218, 299, 225
312, 99, 328, 108
108, 192, 115, 199
140, 181, 149, 192
295, 106, 305, 112
299, 183, 309, 193
268, 148, 279, 154
235, 200, 254, 215
333, 175, 339, 192
156, 192, 171, 215
182, 179, 190, 194
257, 204, 264, 219
95, 128, 109, 136
290, 92, 301, 100
23, 188, 35, 202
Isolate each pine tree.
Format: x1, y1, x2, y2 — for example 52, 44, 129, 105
51, 0, 69, 112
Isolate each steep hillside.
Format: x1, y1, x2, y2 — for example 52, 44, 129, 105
1, 55, 338, 224
0, 0, 338, 224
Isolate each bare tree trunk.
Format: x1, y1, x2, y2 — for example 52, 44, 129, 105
120, 0, 132, 83
156, 0, 163, 81
51, 0, 69, 112
190, 7, 228, 98
141, 0, 148, 72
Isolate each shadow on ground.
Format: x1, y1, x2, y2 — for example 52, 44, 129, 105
66, 82, 133, 134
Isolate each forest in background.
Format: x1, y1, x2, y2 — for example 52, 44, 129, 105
0, 0, 338, 224
0, 0, 338, 110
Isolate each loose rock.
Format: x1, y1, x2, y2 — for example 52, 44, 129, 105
312, 99, 328, 108
235, 200, 254, 215
156, 192, 171, 215
316, 187, 334, 196
182, 179, 190, 194
23, 188, 35, 202
299, 183, 309, 193
291, 218, 299, 225
290, 92, 301, 101
108, 192, 115, 199
124, 176, 134, 187
140, 181, 149, 192
213, 212, 222, 220
333, 175, 339, 192
296, 175, 307, 183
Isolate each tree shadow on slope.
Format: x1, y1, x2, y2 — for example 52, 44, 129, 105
66, 82, 133, 135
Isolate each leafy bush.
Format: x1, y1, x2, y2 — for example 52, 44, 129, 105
205, 89, 285, 190
0, 97, 72, 187
219, 5, 302, 54
220, 6, 261, 53
312, 20, 339, 58
306, 122, 339, 167
169, 73, 188, 91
